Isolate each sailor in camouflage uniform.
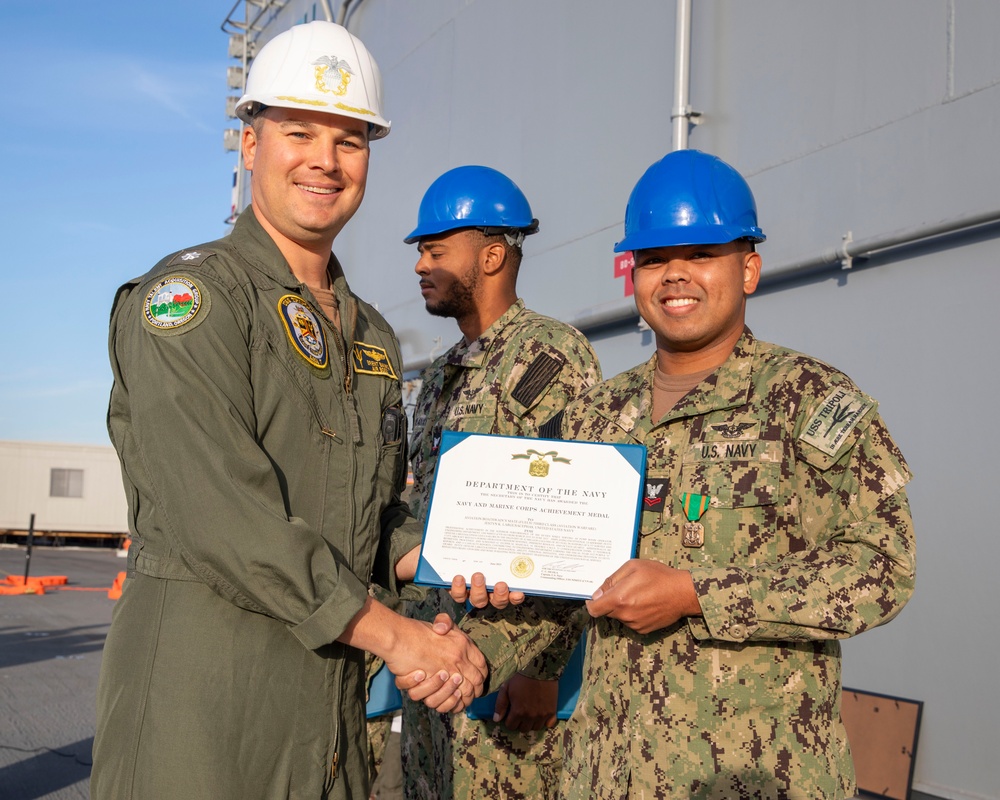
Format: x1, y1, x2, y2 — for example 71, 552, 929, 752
415, 151, 916, 799
401, 167, 601, 799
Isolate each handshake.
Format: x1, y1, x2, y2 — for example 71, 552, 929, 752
386, 573, 524, 714
380, 558, 692, 712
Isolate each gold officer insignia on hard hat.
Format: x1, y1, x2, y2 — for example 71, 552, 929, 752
313, 55, 354, 97
275, 95, 328, 108
352, 343, 397, 379
278, 295, 328, 370
334, 102, 376, 118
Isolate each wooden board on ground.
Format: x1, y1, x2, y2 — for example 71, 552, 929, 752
842, 687, 923, 800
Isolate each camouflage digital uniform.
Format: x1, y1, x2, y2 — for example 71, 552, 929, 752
402, 298, 601, 799
366, 583, 401, 790
462, 330, 916, 800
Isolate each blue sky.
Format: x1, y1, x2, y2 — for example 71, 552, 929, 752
0, 2, 237, 445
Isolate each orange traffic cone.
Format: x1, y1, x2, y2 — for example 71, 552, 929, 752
108, 571, 127, 600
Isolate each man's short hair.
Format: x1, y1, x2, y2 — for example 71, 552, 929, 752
473, 229, 523, 274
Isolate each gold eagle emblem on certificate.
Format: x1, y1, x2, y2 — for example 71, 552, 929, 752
511, 448, 570, 477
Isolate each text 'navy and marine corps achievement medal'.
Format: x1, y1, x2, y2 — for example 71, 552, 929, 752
143, 277, 203, 331
681, 492, 711, 547
511, 448, 571, 478
278, 295, 328, 369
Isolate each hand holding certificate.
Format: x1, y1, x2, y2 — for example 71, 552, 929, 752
415, 432, 647, 599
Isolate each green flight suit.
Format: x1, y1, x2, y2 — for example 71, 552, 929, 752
462, 331, 916, 799
92, 209, 421, 799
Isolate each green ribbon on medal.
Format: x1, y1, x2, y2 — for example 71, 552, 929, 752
680, 492, 710, 547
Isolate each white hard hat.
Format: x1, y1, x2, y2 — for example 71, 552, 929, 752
235, 21, 390, 139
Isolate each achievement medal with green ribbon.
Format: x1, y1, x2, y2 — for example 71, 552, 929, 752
680, 492, 710, 548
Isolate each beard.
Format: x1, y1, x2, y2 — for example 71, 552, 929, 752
425, 270, 478, 320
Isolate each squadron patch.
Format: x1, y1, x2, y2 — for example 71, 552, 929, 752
352, 343, 397, 379
142, 276, 207, 334
800, 388, 874, 457
278, 295, 328, 369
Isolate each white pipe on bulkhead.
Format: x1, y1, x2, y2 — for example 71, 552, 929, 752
671, 0, 693, 151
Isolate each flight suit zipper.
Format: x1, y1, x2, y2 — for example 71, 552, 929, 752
331, 294, 360, 572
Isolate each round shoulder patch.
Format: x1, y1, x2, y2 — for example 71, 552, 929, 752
278, 294, 329, 370
142, 276, 208, 334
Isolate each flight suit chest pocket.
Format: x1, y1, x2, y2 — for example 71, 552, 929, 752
253, 324, 330, 431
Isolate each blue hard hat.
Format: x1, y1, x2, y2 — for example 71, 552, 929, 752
614, 150, 765, 252
404, 166, 539, 244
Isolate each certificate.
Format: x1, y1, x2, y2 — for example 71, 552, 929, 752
414, 431, 646, 599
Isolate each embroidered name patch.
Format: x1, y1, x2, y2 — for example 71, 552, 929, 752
142, 276, 205, 333
352, 342, 397, 379
800, 388, 874, 457
278, 295, 328, 369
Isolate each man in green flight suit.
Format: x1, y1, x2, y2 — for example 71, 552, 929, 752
400, 166, 601, 799
92, 21, 485, 800
405, 150, 917, 799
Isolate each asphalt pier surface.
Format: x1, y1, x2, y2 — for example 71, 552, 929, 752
0, 546, 124, 800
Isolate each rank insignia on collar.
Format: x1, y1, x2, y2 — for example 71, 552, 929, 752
278, 295, 328, 369
167, 249, 214, 267
142, 276, 207, 334
352, 342, 397, 379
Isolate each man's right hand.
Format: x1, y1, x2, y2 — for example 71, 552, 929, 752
383, 613, 487, 713
338, 598, 486, 713
395, 613, 485, 711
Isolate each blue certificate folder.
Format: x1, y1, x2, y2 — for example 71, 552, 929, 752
466, 633, 586, 721
366, 661, 402, 718
414, 431, 647, 600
